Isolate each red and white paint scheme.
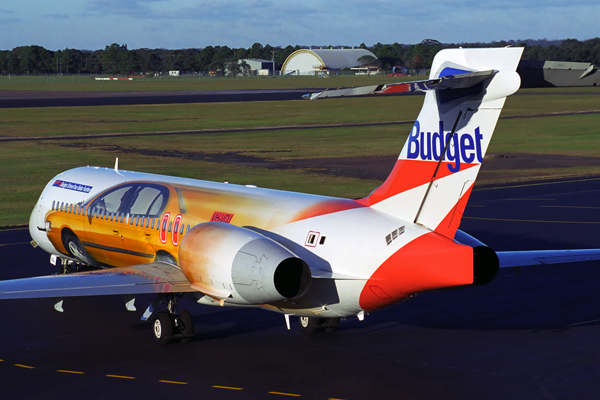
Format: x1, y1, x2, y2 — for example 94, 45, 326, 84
5, 47, 600, 343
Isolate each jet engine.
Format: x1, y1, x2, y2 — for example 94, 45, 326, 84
178, 222, 311, 305
454, 230, 499, 286
472, 246, 499, 285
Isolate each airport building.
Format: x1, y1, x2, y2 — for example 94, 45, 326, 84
242, 59, 276, 76
518, 60, 599, 87
281, 48, 378, 76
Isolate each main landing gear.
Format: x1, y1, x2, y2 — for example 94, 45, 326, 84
152, 294, 194, 344
298, 316, 340, 334
51, 254, 88, 275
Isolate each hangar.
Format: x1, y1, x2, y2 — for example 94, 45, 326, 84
518, 60, 599, 87
281, 48, 377, 76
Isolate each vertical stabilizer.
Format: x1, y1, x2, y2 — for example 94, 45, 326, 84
365, 47, 523, 238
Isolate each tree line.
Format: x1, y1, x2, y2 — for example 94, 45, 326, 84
1, 38, 599, 75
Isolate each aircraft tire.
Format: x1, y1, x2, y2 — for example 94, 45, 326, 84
298, 316, 320, 334
177, 310, 194, 343
153, 312, 173, 344
323, 318, 340, 333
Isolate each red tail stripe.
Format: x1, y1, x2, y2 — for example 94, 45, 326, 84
362, 159, 478, 206
433, 184, 474, 239
291, 199, 365, 223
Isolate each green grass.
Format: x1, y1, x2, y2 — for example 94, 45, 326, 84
0, 74, 422, 92
1, 86, 599, 227
82, 125, 405, 159
1, 87, 599, 140
0, 140, 379, 226
491, 114, 600, 156
0, 97, 421, 138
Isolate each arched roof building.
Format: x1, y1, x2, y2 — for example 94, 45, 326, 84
281, 48, 377, 75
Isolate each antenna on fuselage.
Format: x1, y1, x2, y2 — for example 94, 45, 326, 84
114, 157, 123, 176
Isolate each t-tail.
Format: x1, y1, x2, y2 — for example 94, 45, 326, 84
306, 47, 523, 238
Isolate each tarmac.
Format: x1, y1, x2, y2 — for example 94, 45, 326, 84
0, 89, 313, 108
1, 177, 600, 399
2, 87, 600, 399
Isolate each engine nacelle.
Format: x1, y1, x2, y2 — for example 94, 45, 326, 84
179, 222, 311, 305
454, 231, 499, 286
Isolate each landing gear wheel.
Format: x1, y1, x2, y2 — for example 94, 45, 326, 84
177, 310, 194, 343
58, 261, 73, 275
153, 312, 173, 344
323, 318, 340, 333
299, 316, 320, 334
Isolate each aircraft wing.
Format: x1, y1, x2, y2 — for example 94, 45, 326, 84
498, 250, 600, 268
0, 262, 193, 300
303, 70, 496, 100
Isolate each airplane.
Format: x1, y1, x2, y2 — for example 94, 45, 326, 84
3, 47, 600, 344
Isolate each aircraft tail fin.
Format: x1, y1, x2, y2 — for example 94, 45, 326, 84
307, 47, 523, 238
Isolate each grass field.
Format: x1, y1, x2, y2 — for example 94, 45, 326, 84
2, 88, 599, 139
0, 73, 418, 92
0, 97, 420, 138
0, 85, 599, 227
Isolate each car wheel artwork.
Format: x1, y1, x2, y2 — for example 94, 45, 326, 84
63, 233, 93, 265
155, 251, 177, 266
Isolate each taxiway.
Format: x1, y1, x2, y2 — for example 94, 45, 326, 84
1, 177, 600, 399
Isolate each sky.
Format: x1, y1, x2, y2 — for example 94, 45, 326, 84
1, 0, 598, 51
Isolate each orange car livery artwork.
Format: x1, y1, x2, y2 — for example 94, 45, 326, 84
45, 179, 359, 269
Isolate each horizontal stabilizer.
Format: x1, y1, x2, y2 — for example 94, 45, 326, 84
498, 249, 600, 268
0, 262, 193, 300
303, 70, 496, 100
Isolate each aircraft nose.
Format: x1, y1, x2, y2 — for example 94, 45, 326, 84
28, 193, 57, 255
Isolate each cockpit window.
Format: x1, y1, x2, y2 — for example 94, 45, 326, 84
88, 183, 169, 218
